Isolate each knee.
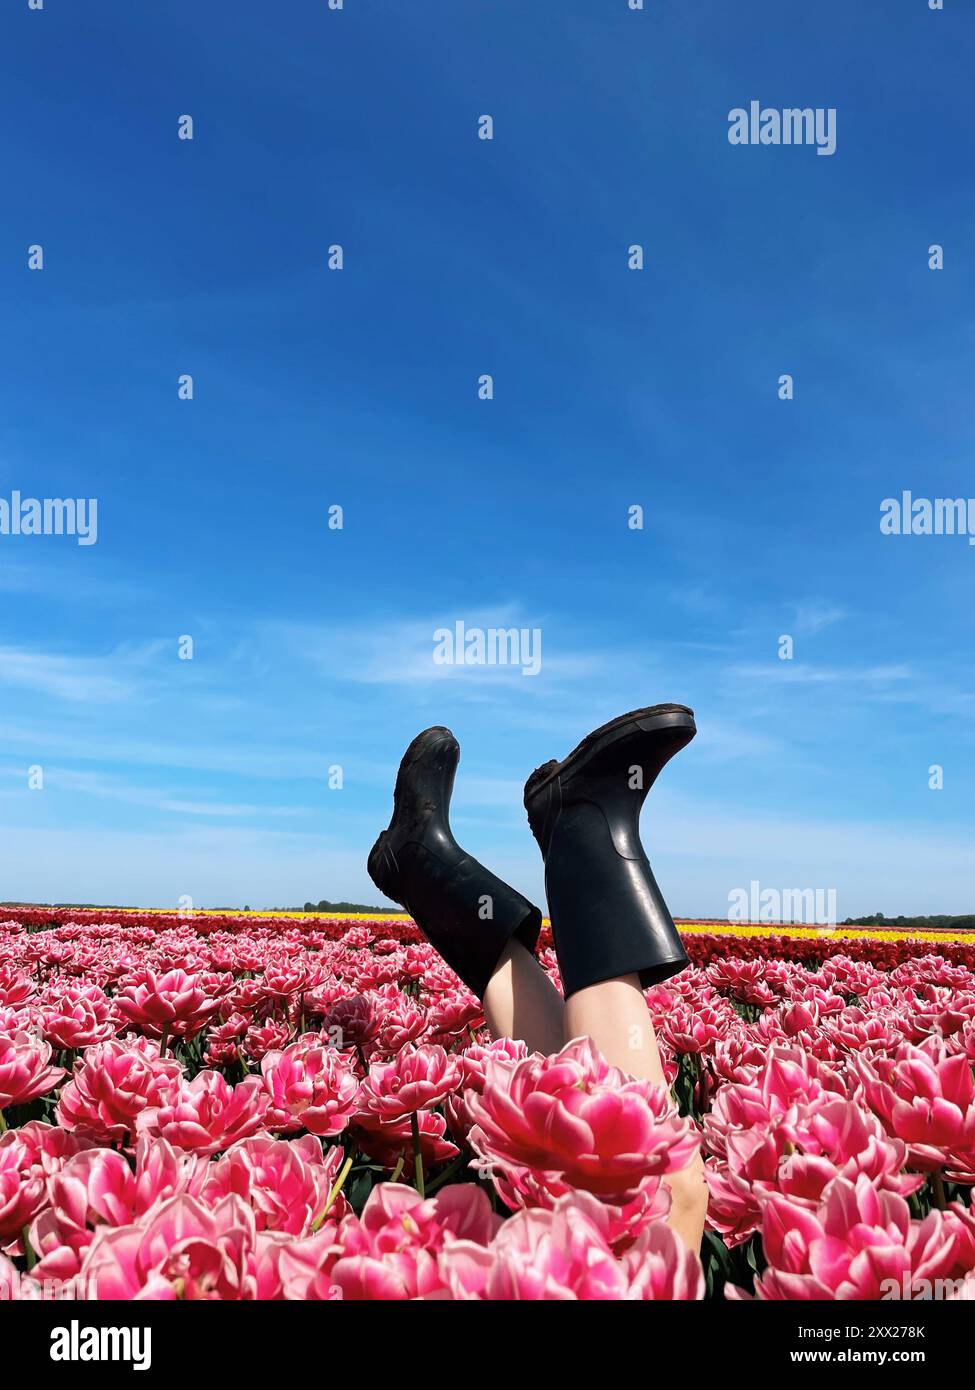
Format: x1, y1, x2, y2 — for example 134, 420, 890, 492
665, 1152, 709, 1222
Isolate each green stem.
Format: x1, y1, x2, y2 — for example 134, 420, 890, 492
410, 1110, 425, 1198
317, 1154, 355, 1225
21, 1227, 36, 1271
0, 1110, 6, 1132
425, 1152, 468, 1195
158, 1026, 169, 1059
932, 1169, 947, 1211
390, 1156, 406, 1184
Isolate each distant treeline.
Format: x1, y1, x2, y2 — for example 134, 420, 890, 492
843, 913, 975, 930
299, 899, 394, 914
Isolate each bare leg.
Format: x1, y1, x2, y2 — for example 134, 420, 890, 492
482, 938, 564, 1056
563, 973, 708, 1254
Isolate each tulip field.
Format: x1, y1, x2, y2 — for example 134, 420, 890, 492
2, 908, 975, 1301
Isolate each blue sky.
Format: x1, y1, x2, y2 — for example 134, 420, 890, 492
1, 0, 972, 917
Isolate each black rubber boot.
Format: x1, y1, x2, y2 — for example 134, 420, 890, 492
524, 704, 696, 999
367, 727, 542, 998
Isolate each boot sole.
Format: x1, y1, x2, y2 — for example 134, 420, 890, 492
524, 704, 696, 805
367, 727, 459, 903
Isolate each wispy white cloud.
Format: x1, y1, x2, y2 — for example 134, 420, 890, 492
269, 611, 598, 688
0, 645, 141, 703
0, 560, 145, 604
0, 765, 305, 819
728, 662, 912, 686
792, 600, 849, 635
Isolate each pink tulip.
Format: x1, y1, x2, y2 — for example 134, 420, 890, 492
711, 1032, 769, 1084
260, 958, 312, 999
704, 1045, 848, 1162
659, 1002, 737, 1055
0, 1120, 89, 1256
31, 1135, 207, 1278
469, 1036, 698, 1205
744, 1174, 958, 1300
424, 991, 483, 1044
352, 952, 407, 991
203, 1133, 346, 1234
242, 1019, 293, 1063
56, 1037, 183, 1145
444, 1037, 529, 1143
321, 993, 379, 1051
706, 957, 791, 1006
261, 1038, 359, 1136
353, 1107, 459, 1176
490, 1162, 671, 1250
114, 967, 219, 1041
0, 1028, 65, 1110
706, 1097, 923, 1247
442, 1191, 703, 1300
329, 1181, 501, 1300
365, 985, 428, 1058
37, 982, 118, 1049
0, 1135, 47, 1248
854, 1038, 975, 1176
277, 1223, 345, 1300
10, 1119, 89, 1176
358, 1043, 463, 1122
203, 1016, 250, 1067
0, 964, 34, 1008
80, 1193, 257, 1299
822, 1008, 908, 1058
136, 1070, 269, 1155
